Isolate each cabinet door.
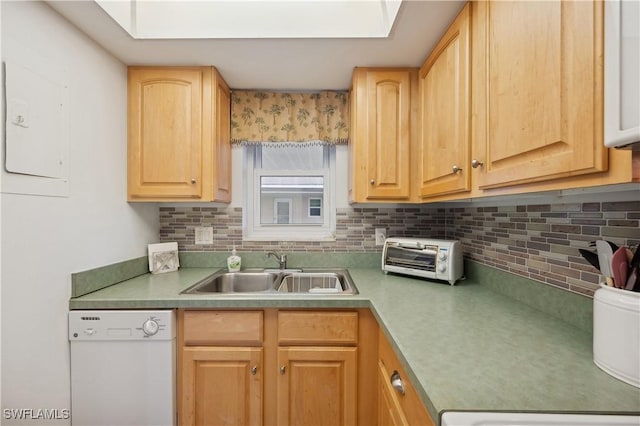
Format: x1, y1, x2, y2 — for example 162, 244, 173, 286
351, 69, 413, 201
367, 71, 412, 199
378, 361, 409, 426
378, 331, 434, 426
276, 347, 357, 426
473, 0, 606, 189
128, 68, 203, 199
419, 4, 471, 198
181, 347, 262, 426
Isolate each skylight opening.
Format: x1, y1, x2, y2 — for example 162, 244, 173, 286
96, 0, 402, 39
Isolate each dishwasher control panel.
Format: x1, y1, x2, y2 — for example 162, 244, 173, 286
69, 310, 175, 341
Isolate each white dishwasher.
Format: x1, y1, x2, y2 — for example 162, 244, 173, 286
69, 310, 176, 426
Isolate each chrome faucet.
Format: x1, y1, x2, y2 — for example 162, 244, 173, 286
266, 252, 287, 269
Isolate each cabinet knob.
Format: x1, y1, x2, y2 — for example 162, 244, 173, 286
251, 366, 258, 376
370, 179, 375, 185
280, 365, 286, 375
471, 159, 484, 169
390, 370, 405, 395
452, 165, 462, 174
191, 178, 197, 184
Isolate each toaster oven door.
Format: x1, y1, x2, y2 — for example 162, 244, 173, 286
385, 243, 439, 272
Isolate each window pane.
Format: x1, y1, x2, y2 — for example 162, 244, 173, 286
308, 198, 322, 217
260, 144, 326, 169
260, 176, 323, 224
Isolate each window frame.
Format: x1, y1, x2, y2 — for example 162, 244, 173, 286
243, 144, 336, 241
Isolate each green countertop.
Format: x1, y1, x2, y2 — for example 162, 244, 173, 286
69, 266, 640, 423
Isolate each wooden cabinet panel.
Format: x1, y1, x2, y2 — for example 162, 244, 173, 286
356, 309, 379, 426
213, 74, 231, 201
349, 68, 417, 202
368, 74, 408, 198
128, 68, 203, 199
378, 360, 409, 426
181, 347, 262, 426
378, 330, 434, 426
473, 0, 606, 189
183, 310, 263, 346
419, 3, 471, 198
128, 66, 231, 202
277, 347, 357, 426
278, 311, 358, 346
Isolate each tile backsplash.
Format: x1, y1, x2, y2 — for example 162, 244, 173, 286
446, 200, 640, 297
159, 198, 640, 297
160, 206, 446, 252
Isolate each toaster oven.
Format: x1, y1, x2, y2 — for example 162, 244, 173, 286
382, 237, 463, 285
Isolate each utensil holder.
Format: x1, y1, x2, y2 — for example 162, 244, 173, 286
593, 284, 640, 388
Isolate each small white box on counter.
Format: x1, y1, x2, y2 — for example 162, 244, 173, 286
148, 242, 179, 274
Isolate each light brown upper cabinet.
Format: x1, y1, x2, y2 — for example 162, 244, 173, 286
471, 0, 607, 189
128, 67, 231, 202
419, 3, 471, 198
349, 68, 418, 203
417, 0, 636, 203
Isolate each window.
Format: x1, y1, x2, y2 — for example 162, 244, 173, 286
243, 143, 336, 241
308, 198, 322, 217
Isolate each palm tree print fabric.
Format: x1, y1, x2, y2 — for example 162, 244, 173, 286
231, 91, 349, 145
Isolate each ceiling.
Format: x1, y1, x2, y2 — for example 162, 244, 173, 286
46, 0, 466, 91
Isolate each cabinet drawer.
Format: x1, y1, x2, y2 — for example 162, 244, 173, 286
379, 330, 434, 426
183, 310, 263, 346
278, 311, 358, 346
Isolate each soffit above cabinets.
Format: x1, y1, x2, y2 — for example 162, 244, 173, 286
45, 0, 465, 90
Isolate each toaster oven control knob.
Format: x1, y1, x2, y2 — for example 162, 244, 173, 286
438, 251, 448, 261
142, 318, 160, 336
438, 264, 447, 273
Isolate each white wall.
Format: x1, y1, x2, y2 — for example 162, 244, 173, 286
0, 2, 158, 423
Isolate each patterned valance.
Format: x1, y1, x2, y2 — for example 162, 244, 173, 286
231, 91, 349, 145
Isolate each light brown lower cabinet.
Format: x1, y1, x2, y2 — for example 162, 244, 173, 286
378, 330, 435, 426
178, 309, 430, 426
179, 310, 264, 426
379, 359, 409, 426
277, 346, 357, 425
181, 346, 262, 426
178, 309, 379, 426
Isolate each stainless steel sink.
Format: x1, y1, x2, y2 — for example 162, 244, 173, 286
278, 270, 358, 295
180, 268, 358, 295
181, 271, 279, 294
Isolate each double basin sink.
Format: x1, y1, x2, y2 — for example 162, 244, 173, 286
181, 268, 358, 296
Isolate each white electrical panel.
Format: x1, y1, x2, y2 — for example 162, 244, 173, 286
2, 39, 70, 197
